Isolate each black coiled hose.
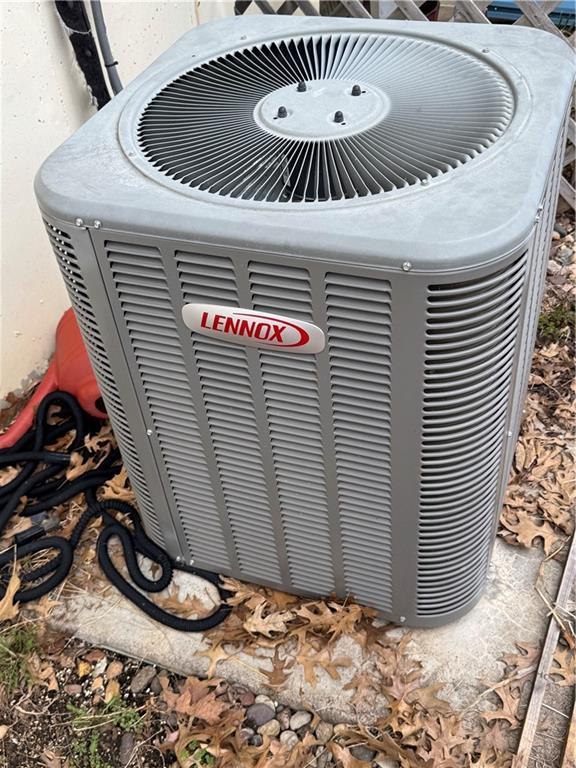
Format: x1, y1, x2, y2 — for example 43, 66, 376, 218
0, 391, 230, 631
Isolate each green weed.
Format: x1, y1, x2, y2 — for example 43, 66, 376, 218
0, 624, 38, 694
538, 300, 575, 344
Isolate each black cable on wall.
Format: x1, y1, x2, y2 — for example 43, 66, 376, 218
54, 0, 111, 110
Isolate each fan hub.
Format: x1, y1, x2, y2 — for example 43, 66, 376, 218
254, 79, 389, 139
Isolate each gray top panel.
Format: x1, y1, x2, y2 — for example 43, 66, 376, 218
36, 16, 575, 272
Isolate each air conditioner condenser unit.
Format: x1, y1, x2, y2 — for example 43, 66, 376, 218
36, 16, 574, 627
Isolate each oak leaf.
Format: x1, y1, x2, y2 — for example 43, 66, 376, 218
201, 643, 232, 677
482, 682, 522, 726
550, 645, 575, 687
329, 743, 373, 768
243, 603, 294, 638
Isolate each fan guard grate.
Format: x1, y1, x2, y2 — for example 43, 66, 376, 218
136, 33, 514, 204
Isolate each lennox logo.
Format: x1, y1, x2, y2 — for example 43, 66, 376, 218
181, 304, 325, 354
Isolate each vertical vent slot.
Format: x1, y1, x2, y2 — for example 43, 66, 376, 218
177, 252, 281, 583
250, 262, 334, 594
418, 255, 528, 616
44, 223, 164, 547
326, 273, 393, 610
106, 242, 229, 567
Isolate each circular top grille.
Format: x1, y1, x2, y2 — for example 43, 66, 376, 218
136, 33, 514, 205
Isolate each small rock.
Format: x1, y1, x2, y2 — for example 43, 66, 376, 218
555, 224, 567, 237
84, 649, 106, 663
240, 727, 255, 742
64, 684, 82, 696
166, 712, 178, 729
150, 675, 163, 695
297, 723, 312, 738
255, 694, 276, 708
130, 666, 157, 694
374, 758, 400, 768
246, 703, 275, 728
259, 719, 281, 738
289, 710, 312, 731
334, 723, 348, 736
315, 721, 334, 744
251, 734, 263, 747
565, 233, 574, 243
91, 676, 104, 691
228, 684, 255, 707
279, 730, 299, 750
119, 732, 135, 766
317, 751, 333, 768
350, 745, 377, 762
277, 708, 292, 730
105, 660, 124, 680
93, 657, 107, 677
552, 230, 561, 240
548, 259, 562, 274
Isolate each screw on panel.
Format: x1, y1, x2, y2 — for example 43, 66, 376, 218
334, 110, 344, 124
277, 106, 288, 119
351, 84, 362, 96
399, 616, 406, 623
189, 559, 195, 566
93, 220, 102, 229
297, 81, 307, 92
482, 48, 490, 53
401, 262, 412, 272
175, 556, 183, 563
507, 431, 513, 437
146, 428, 153, 436
421, 178, 430, 186
75, 218, 84, 227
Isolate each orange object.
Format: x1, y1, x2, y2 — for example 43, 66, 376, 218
0, 309, 105, 449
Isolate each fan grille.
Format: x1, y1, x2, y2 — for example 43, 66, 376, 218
136, 33, 514, 204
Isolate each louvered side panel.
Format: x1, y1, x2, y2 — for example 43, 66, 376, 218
249, 263, 334, 594
105, 242, 229, 567
326, 274, 393, 610
418, 255, 528, 617
508, 121, 569, 441
177, 252, 281, 583
44, 223, 164, 547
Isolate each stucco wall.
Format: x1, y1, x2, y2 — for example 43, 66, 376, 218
0, 1, 231, 397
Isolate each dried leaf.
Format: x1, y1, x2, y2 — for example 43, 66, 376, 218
0, 564, 20, 621
482, 682, 523, 727
243, 603, 294, 638
200, 643, 232, 677
329, 743, 370, 768
39, 750, 64, 768
76, 659, 91, 679
550, 645, 575, 687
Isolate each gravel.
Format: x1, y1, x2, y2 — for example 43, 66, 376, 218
350, 745, 377, 762
279, 730, 299, 750
255, 694, 276, 708
119, 732, 135, 766
289, 710, 312, 731
316, 720, 334, 744
245, 702, 275, 728
129, 666, 157, 694
277, 707, 292, 729
258, 719, 281, 737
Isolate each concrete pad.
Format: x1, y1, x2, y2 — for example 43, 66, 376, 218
49, 539, 561, 724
